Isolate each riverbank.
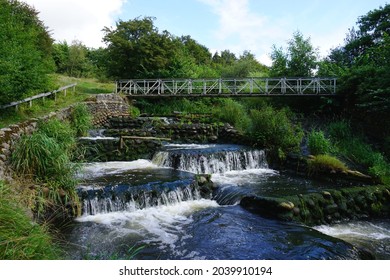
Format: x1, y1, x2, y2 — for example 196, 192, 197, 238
1, 94, 389, 259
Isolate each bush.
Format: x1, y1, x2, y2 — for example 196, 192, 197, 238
307, 130, 331, 155
249, 105, 304, 155
129, 105, 141, 118
0, 182, 61, 259
70, 103, 92, 136
213, 99, 251, 132
308, 155, 348, 174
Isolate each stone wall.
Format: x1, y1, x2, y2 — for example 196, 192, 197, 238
240, 185, 390, 226
79, 137, 162, 162
85, 94, 129, 127
102, 115, 249, 144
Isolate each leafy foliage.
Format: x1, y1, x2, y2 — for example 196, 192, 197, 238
307, 130, 331, 155
270, 31, 319, 77
0, 0, 54, 105
320, 4, 390, 140
248, 105, 304, 156
213, 99, 251, 133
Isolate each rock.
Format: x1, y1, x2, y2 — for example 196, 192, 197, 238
278, 201, 295, 210
293, 207, 300, 216
307, 199, 316, 208
197, 176, 208, 186
1, 142, 10, 150
325, 204, 339, 215
322, 191, 332, 199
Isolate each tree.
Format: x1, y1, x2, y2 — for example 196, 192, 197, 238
319, 4, 390, 143
0, 0, 54, 105
102, 17, 179, 79
270, 31, 318, 77
221, 50, 268, 78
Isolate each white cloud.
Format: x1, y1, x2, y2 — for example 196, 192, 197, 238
198, 0, 291, 66
24, 0, 127, 47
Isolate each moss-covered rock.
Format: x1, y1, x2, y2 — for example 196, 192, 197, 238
240, 185, 390, 226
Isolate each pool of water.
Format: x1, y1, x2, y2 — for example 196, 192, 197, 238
63, 144, 390, 260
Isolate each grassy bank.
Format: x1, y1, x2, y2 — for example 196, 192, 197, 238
0, 74, 113, 129
0, 181, 62, 259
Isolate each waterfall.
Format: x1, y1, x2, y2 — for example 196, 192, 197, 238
79, 183, 201, 216
152, 148, 268, 174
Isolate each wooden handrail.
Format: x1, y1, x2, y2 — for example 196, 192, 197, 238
0, 83, 77, 110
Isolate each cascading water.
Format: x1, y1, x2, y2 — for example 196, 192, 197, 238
152, 144, 268, 174
79, 182, 201, 216
64, 143, 386, 260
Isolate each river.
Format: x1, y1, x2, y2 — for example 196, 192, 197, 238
62, 144, 390, 260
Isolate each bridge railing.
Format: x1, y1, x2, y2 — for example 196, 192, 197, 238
116, 77, 336, 97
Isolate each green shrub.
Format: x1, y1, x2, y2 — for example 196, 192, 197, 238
0, 182, 61, 259
129, 105, 141, 118
307, 130, 331, 155
70, 103, 92, 137
213, 99, 251, 132
249, 106, 304, 155
308, 155, 348, 174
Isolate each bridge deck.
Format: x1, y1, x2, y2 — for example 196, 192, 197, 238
116, 77, 336, 97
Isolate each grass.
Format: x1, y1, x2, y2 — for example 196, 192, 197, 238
10, 118, 82, 215
69, 103, 93, 137
54, 74, 115, 94
0, 74, 114, 129
326, 120, 390, 182
0, 181, 62, 259
308, 154, 348, 175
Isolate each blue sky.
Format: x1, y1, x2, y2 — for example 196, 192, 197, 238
25, 0, 389, 65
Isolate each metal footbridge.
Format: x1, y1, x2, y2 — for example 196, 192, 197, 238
116, 77, 336, 97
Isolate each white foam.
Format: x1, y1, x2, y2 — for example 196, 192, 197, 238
212, 168, 278, 185
164, 144, 218, 150
79, 160, 160, 178
76, 199, 219, 247
315, 221, 390, 241
79, 136, 118, 140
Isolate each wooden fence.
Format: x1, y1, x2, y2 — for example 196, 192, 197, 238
0, 83, 77, 110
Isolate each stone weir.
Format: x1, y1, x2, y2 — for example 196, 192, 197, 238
240, 185, 390, 226
79, 136, 163, 162
103, 114, 248, 144
79, 115, 250, 162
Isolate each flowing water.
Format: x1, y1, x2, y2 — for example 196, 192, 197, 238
63, 143, 390, 260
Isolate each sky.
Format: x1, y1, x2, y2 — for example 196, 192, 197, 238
24, 0, 389, 66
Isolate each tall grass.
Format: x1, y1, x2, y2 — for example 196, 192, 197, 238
327, 120, 390, 182
11, 119, 80, 215
308, 155, 348, 175
70, 103, 92, 137
38, 119, 76, 153
0, 182, 61, 259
